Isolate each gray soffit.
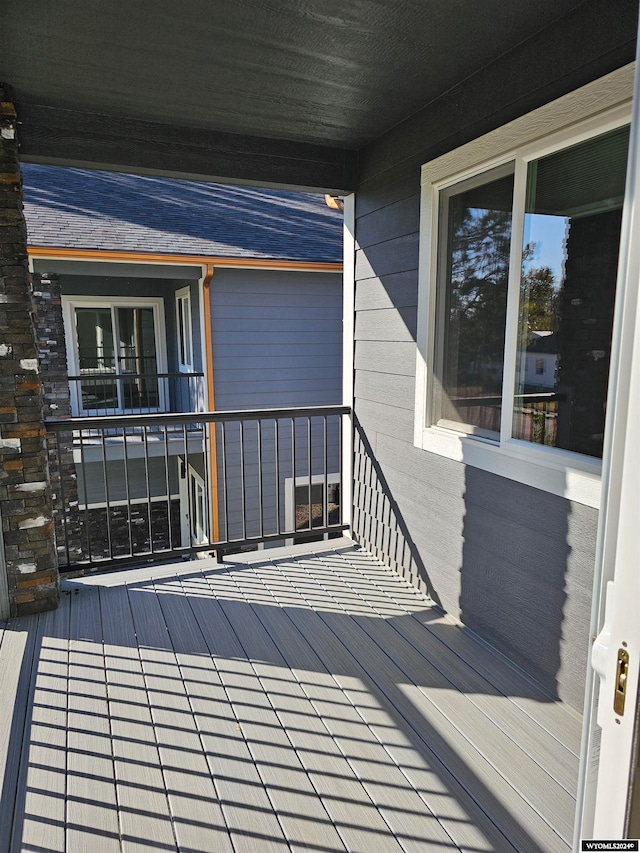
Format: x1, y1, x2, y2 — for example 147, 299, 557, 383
1, 0, 637, 191
22, 164, 343, 263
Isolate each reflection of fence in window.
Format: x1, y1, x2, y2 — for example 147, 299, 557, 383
450, 388, 501, 435
449, 390, 558, 446
513, 396, 558, 446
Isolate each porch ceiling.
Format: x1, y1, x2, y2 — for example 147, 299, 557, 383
1, 0, 637, 191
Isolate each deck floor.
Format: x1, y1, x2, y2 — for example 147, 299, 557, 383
0, 540, 582, 853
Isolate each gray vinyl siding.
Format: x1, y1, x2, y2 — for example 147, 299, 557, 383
210, 269, 342, 410
210, 268, 342, 542
349, 55, 619, 711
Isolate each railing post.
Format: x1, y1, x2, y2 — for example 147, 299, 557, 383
342, 193, 356, 539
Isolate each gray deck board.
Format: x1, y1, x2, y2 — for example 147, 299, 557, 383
154, 578, 305, 853
127, 580, 234, 853
100, 583, 177, 853
66, 586, 120, 852
241, 557, 523, 853
203, 567, 407, 853
228, 567, 461, 853
340, 548, 583, 751
325, 549, 580, 791
1, 541, 582, 853
278, 555, 575, 842
11, 599, 69, 853
0, 614, 39, 853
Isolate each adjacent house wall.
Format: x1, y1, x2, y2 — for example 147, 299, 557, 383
210, 268, 342, 540
210, 268, 342, 409
350, 23, 636, 709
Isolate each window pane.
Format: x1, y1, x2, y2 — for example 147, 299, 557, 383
435, 168, 514, 436
75, 308, 118, 411
513, 125, 629, 458
116, 307, 159, 409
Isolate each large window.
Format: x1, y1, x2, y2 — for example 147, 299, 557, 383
63, 296, 167, 415
415, 69, 633, 507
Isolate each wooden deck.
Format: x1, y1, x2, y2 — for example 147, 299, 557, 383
0, 540, 582, 853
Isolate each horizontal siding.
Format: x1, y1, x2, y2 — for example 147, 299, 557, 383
77, 457, 179, 505
354, 271, 418, 311
355, 233, 419, 280
354, 340, 416, 377
354, 306, 416, 342
354, 370, 415, 411
356, 194, 420, 249
353, 399, 416, 444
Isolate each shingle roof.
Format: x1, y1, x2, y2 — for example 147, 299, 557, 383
21, 165, 343, 263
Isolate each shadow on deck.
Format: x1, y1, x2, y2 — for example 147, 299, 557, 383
0, 539, 581, 853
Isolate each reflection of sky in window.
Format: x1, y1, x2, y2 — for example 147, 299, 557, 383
523, 213, 568, 285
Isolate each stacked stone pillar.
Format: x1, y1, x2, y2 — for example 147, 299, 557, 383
31, 272, 82, 565
0, 84, 59, 615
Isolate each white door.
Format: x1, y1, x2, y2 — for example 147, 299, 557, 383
575, 43, 640, 845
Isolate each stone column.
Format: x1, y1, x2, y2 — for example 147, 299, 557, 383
0, 84, 59, 615
31, 272, 82, 565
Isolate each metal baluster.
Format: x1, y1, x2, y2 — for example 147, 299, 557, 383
78, 427, 92, 562
100, 427, 113, 559
291, 416, 296, 533
323, 414, 328, 530
163, 423, 172, 552
338, 413, 343, 529
257, 418, 264, 539
307, 416, 312, 530
274, 418, 280, 535
142, 423, 152, 552
122, 425, 133, 557
183, 422, 191, 550
239, 419, 246, 542
221, 421, 229, 544
202, 418, 211, 545
56, 429, 71, 566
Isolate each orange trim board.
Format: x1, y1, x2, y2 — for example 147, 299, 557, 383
28, 246, 342, 272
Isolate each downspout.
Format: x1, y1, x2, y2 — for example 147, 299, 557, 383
202, 264, 220, 543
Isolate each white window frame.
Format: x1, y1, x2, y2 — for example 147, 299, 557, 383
284, 473, 341, 534
175, 285, 194, 373
415, 65, 634, 509
179, 459, 209, 547
63, 295, 168, 416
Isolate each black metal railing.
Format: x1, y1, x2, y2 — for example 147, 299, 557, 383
68, 372, 206, 416
46, 405, 350, 572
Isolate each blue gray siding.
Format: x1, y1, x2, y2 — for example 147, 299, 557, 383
210, 269, 342, 410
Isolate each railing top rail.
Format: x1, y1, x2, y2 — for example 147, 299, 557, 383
67, 372, 205, 380
45, 404, 351, 431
